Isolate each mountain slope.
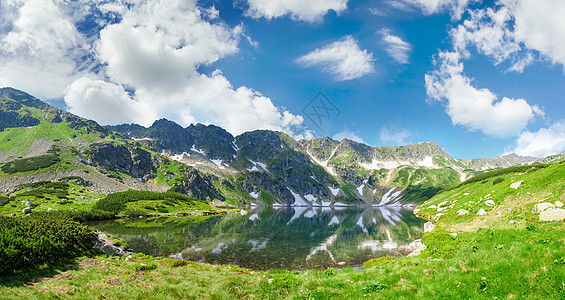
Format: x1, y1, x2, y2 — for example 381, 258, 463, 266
0, 87, 544, 209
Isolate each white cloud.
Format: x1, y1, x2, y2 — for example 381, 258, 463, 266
0, 0, 307, 137
333, 130, 365, 143
379, 29, 411, 64
379, 125, 413, 146
296, 36, 375, 81
501, 0, 565, 68
64, 77, 155, 126
448, 0, 565, 72
244, 0, 348, 23
513, 121, 565, 158
399, 0, 475, 20
0, 0, 93, 99
425, 51, 542, 138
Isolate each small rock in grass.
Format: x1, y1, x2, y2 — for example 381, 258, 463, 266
457, 209, 469, 216
450, 232, 458, 237
509, 220, 516, 224
554, 201, 563, 208
510, 180, 524, 189
22, 207, 32, 214
429, 205, 437, 209
532, 203, 555, 214
539, 208, 565, 222
477, 208, 487, 216
413, 209, 420, 215
240, 209, 248, 215
463, 193, 470, 196
485, 200, 496, 207
424, 222, 435, 233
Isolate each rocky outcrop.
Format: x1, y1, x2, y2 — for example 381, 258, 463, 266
89, 144, 159, 181
173, 169, 225, 201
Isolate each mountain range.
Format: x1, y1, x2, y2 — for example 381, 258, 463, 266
0, 87, 555, 207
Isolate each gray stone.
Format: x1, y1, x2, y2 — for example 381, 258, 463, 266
428, 205, 437, 209
485, 200, 496, 207
22, 199, 33, 207
22, 207, 32, 214
413, 209, 420, 215
407, 239, 427, 257
510, 180, 524, 189
457, 209, 469, 215
477, 208, 487, 216
240, 209, 248, 215
539, 208, 565, 222
424, 222, 435, 233
554, 201, 563, 208
532, 203, 555, 214
509, 220, 516, 224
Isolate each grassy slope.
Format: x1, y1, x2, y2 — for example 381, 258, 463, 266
3, 162, 565, 298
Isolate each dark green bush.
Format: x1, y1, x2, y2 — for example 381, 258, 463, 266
0, 215, 96, 274
492, 177, 504, 185
93, 190, 196, 214
0, 155, 60, 173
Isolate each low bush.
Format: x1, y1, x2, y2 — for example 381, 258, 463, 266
93, 190, 197, 214
0, 215, 96, 274
492, 177, 504, 185
0, 155, 60, 173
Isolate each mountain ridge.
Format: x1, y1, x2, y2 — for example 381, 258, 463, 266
0, 87, 548, 208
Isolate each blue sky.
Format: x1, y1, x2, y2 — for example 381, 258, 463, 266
1, 0, 564, 159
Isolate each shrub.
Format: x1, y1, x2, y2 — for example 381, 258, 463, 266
0, 215, 96, 274
134, 263, 157, 271
0, 155, 60, 173
363, 255, 391, 269
492, 177, 504, 185
93, 190, 197, 215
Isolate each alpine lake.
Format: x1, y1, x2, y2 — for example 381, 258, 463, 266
88, 206, 425, 270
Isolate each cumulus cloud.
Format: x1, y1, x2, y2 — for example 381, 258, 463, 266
503, 0, 565, 68
379, 125, 413, 146
444, 0, 565, 72
425, 51, 543, 138
513, 121, 565, 158
64, 77, 155, 126
379, 29, 411, 64
296, 36, 375, 81
244, 0, 348, 23
332, 130, 365, 143
0, 0, 307, 137
0, 0, 94, 99
398, 0, 476, 20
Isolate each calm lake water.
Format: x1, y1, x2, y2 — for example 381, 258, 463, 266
89, 206, 425, 270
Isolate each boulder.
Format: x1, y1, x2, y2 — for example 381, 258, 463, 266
407, 239, 427, 257
424, 222, 435, 233
240, 209, 248, 216
554, 201, 563, 208
457, 209, 469, 215
413, 209, 420, 215
531, 203, 555, 214
477, 208, 487, 216
485, 200, 496, 207
22, 199, 33, 207
539, 208, 565, 222
510, 181, 524, 189
22, 207, 32, 214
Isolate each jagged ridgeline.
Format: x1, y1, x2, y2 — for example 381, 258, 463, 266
0, 87, 544, 207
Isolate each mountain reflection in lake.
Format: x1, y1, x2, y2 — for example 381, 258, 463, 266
89, 206, 425, 270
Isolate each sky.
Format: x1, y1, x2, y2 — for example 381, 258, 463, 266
1, 0, 565, 159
